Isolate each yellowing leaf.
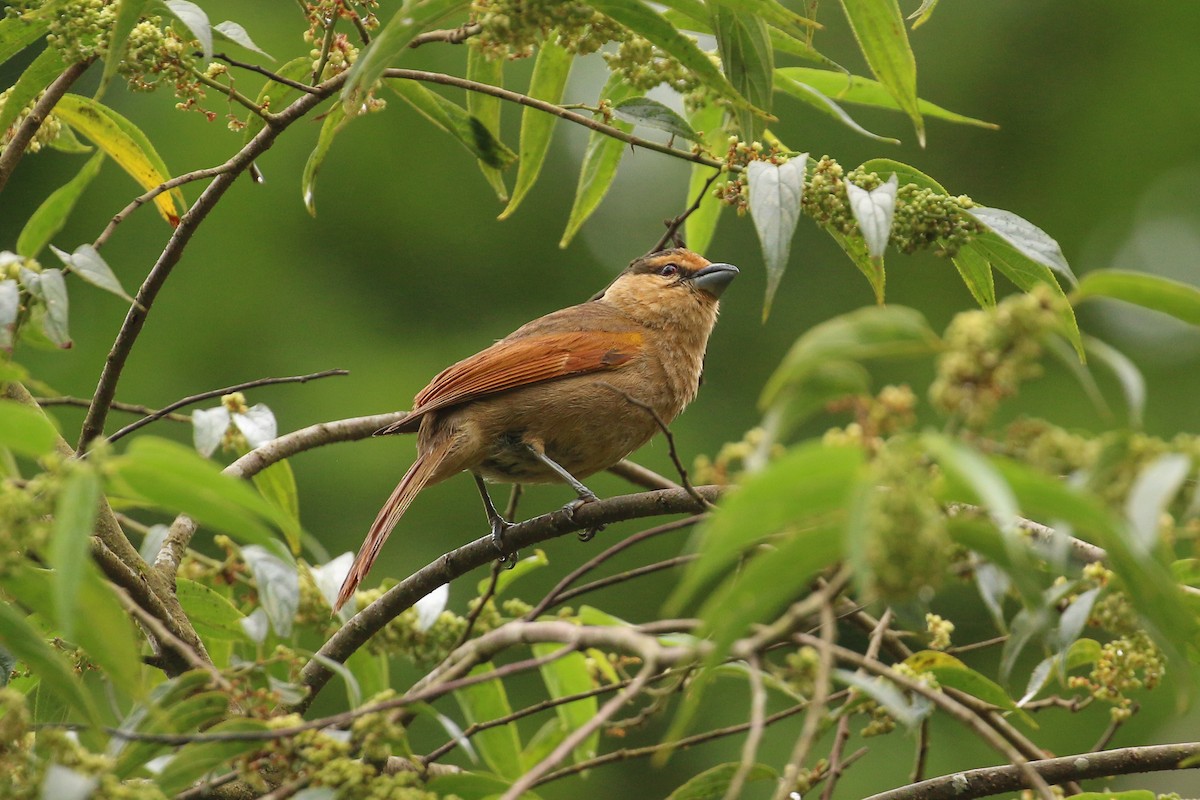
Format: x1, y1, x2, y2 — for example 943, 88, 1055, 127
53, 94, 184, 225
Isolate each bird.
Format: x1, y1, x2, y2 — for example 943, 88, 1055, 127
334, 248, 738, 611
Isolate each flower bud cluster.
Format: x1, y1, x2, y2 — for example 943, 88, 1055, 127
472, 0, 624, 59
861, 441, 950, 601
602, 35, 702, 93
1069, 629, 1164, 721
925, 612, 955, 650
693, 426, 780, 485
0, 89, 63, 153
309, 33, 360, 81
929, 286, 1065, 428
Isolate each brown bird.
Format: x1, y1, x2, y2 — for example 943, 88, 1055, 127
335, 248, 737, 611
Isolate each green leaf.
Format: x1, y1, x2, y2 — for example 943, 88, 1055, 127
112, 437, 300, 552
113, 682, 230, 778
591, 0, 756, 112
668, 441, 864, 614
17, 152, 106, 259
242, 56, 312, 145
907, 0, 941, 28
466, 46, 509, 201
951, 239, 997, 308
828, 225, 885, 303
499, 40, 573, 220
0, 1, 63, 68
746, 156, 807, 318
1072, 793, 1156, 800
768, 26, 842, 69
53, 94, 184, 224
176, 578, 247, 641
532, 644, 598, 764
454, 664, 523, 779
0, 45, 67, 141
710, 3, 772, 140
0, 598, 102, 725
612, 96, 700, 141
761, 305, 940, 410
773, 74, 900, 143
777, 67, 997, 129
48, 467, 101, 641
965, 234, 1083, 358
251, 458, 301, 549
707, 0, 818, 35
426, 772, 535, 800
683, 103, 727, 255
666, 762, 777, 800
388, 80, 516, 169
155, 718, 270, 795
1083, 335, 1145, 429
302, 103, 349, 216
345, 647, 389, 707
51, 243, 136, 304
341, 0, 471, 111
98, 0, 152, 97
0, 399, 60, 457
967, 206, 1075, 286
906, 650, 1035, 728
480, 549, 549, 597
1073, 269, 1200, 326
838, 0, 924, 145
558, 73, 636, 248
856, 157, 947, 192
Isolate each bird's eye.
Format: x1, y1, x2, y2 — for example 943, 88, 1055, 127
658, 263, 679, 277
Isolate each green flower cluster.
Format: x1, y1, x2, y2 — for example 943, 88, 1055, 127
46, 1, 210, 114
859, 441, 950, 601
471, 0, 625, 58
929, 286, 1065, 428
602, 35, 703, 94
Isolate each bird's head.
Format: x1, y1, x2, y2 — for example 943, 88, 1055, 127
593, 248, 739, 330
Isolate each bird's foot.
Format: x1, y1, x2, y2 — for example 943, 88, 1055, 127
489, 516, 519, 567
561, 493, 603, 542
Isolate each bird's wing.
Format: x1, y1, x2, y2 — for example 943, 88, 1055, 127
377, 330, 644, 435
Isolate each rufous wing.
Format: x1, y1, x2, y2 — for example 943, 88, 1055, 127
377, 330, 643, 435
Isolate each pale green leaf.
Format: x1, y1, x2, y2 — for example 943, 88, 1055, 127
666, 762, 777, 800
455, 664, 523, 778
499, 40, 572, 220
746, 156, 807, 317
387, 79, 516, 168
1073, 269, 1200, 326
612, 96, 699, 141
467, 46, 509, 201
710, 3, 772, 140
51, 242, 135, 304
302, 103, 349, 216
838, 0, 924, 144
0, 399, 60, 457
773, 74, 900, 143
532, 644, 598, 764
558, 74, 636, 247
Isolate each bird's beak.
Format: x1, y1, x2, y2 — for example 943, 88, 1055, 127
689, 263, 739, 298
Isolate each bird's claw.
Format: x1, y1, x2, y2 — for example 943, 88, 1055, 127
560, 493, 602, 541
489, 516, 518, 567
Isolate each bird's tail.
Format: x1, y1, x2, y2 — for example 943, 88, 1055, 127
334, 439, 453, 612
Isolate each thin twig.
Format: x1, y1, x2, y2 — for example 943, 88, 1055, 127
190, 68, 265, 116
549, 554, 698, 609
36, 396, 190, 422
311, 16, 337, 84
723, 653, 767, 800
608, 458, 680, 490
525, 515, 702, 620
214, 52, 320, 93
911, 717, 931, 783
105, 368, 349, 444
499, 661, 658, 800
112, 583, 227, 688
92, 164, 237, 250
450, 561, 502, 652
654, 169, 723, 252
598, 382, 713, 509
383, 69, 725, 171
775, 598, 838, 800
1090, 704, 1132, 752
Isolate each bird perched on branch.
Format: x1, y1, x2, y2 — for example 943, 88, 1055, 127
335, 248, 738, 611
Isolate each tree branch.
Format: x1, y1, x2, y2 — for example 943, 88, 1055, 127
863, 742, 1200, 800
0, 59, 92, 193
293, 486, 722, 711
105, 368, 349, 444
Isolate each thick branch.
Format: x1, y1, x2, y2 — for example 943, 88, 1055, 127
863, 742, 1200, 800
293, 486, 722, 711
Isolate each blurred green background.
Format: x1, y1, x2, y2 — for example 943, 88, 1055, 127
3, 1, 1199, 796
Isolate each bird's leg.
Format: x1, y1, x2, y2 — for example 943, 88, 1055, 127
473, 472, 518, 566
522, 443, 605, 542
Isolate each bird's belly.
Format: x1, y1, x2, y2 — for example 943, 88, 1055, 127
466, 379, 669, 484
